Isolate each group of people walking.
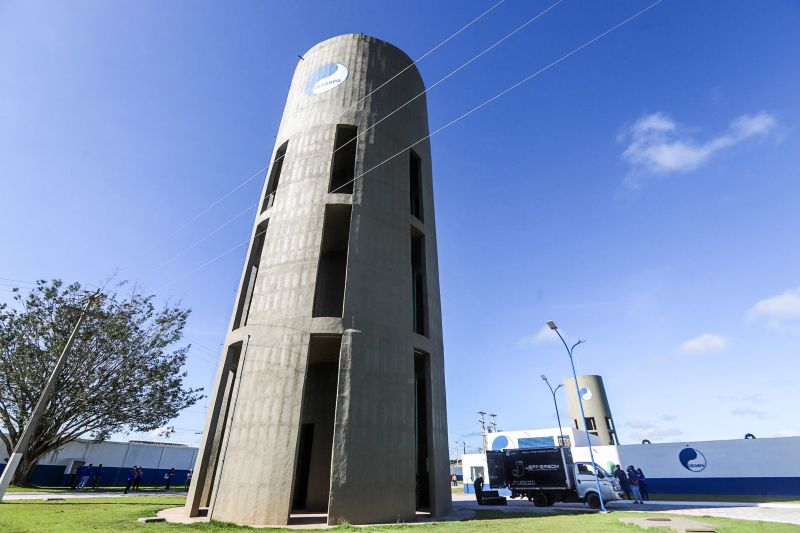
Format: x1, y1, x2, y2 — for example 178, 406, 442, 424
70, 463, 104, 489
123, 466, 145, 493
613, 464, 649, 503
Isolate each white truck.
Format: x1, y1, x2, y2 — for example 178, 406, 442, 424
486, 446, 624, 508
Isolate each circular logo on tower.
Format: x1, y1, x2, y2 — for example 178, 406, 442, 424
679, 447, 707, 472
305, 63, 349, 95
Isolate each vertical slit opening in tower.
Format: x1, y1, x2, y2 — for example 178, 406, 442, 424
411, 228, 428, 336
410, 150, 423, 221
201, 342, 242, 510
291, 335, 342, 513
414, 349, 432, 511
232, 221, 268, 329
312, 205, 351, 318
329, 125, 357, 194
262, 141, 288, 213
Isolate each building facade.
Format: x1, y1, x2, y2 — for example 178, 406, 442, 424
0, 436, 197, 487
565, 375, 620, 446
186, 34, 451, 526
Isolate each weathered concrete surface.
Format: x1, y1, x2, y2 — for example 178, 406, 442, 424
565, 374, 619, 446
187, 34, 450, 526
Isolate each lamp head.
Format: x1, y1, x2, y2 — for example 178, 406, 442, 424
540, 374, 548, 381
547, 320, 558, 331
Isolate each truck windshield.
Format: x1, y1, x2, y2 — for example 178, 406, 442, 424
577, 463, 607, 479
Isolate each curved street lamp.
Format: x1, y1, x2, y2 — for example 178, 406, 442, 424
547, 320, 608, 513
540, 375, 564, 445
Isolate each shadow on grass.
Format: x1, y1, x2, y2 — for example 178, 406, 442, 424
471, 509, 591, 521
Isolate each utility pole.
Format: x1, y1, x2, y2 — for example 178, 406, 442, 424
490, 413, 498, 433
0, 290, 101, 501
478, 411, 487, 453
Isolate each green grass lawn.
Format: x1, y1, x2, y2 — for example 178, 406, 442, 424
1, 497, 799, 532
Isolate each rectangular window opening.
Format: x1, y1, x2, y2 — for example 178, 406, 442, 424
312, 205, 351, 318
232, 222, 268, 329
262, 142, 288, 213
328, 125, 357, 194
200, 343, 241, 510
414, 350, 432, 511
292, 335, 342, 513
585, 417, 597, 431
411, 229, 428, 336
410, 150, 423, 221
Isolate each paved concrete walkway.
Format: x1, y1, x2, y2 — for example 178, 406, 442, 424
7, 490, 800, 528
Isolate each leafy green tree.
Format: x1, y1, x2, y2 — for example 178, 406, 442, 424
0, 279, 203, 485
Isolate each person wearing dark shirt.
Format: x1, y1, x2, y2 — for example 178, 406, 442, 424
614, 464, 631, 499
626, 465, 644, 504
123, 466, 137, 494
91, 464, 104, 489
473, 475, 484, 504
636, 467, 649, 500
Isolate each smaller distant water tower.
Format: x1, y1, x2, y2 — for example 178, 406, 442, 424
565, 375, 619, 445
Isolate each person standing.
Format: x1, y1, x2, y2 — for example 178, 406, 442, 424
91, 464, 104, 489
164, 468, 176, 491
184, 470, 193, 491
473, 475, 484, 504
614, 464, 631, 499
637, 467, 650, 501
451, 473, 457, 487
123, 466, 137, 494
626, 465, 644, 504
77, 464, 93, 489
132, 466, 143, 492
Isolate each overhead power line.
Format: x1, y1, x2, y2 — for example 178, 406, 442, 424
336, 0, 508, 119
328, 0, 564, 161
146, 0, 666, 294
331, 0, 666, 194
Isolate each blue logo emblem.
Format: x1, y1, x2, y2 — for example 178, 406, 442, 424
305, 63, 348, 95
679, 448, 707, 472
491, 436, 509, 450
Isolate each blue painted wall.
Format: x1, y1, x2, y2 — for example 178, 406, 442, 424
0, 462, 191, 488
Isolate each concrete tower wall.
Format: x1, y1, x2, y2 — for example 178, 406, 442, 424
186, 34, 450, 526
565, 375, 619, 446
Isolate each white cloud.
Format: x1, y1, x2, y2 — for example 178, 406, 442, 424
516, 324, 558, 347
678, 333, 729, 355
748, 288, 800, 326
731, 406, 766, 418
626, 419, 683, 442
619, 111, 777, 187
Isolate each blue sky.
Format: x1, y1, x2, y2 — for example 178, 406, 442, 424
2, 0, 799, 453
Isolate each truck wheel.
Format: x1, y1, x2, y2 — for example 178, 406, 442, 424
585, 492, 601, 509
545, 494, 555, 506
532, 493, 548, 507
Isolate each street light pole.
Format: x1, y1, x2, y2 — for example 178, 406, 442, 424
547, 320, 607, 513
541, 375, 564, 445
0, 291, 101, 501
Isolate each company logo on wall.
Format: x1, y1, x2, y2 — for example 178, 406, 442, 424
305, 63, 349, 95
679, 447, 707, 472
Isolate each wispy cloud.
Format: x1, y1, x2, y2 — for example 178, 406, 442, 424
678, 333, 729, 355
648, 332, 729, 363
516, 324, 558, 347
731, 406, 767, 418
619, 111, 777, 187
626, 419, 683, 442
748, 288, 800, 328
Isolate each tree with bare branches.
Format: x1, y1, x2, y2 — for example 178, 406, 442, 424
0, 279, 202, 485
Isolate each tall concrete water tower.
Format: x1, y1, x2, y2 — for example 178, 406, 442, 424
185, 34, 451, 526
